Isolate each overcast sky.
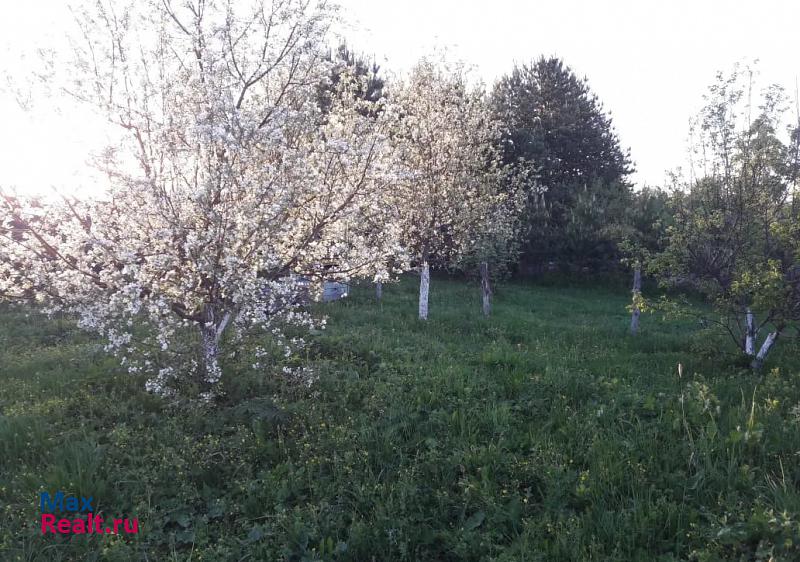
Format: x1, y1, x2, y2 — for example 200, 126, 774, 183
2, 0, 799, 195
336, 0, 800, 187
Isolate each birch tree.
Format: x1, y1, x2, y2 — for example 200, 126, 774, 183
390, 59, 513, 320
0, 0, 404, 398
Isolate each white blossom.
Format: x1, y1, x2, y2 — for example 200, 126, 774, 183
0, 0, 404, 398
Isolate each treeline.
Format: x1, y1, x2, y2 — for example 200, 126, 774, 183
313, 44, 800, 370
322, 45, 667, 276
0, 0, 797, 398
328, 44, 799, 371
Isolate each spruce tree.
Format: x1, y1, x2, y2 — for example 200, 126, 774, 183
492, 56, 633, 271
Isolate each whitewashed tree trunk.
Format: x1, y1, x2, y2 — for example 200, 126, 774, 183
419, 260, 430, 320
751, 330, 780, 371
375, 281, 383, 301
479, 261, 491, 317
744, 308, 756, 356
200, 326, 221, 386
630, 264, 642, 335
199, 309, 231, 387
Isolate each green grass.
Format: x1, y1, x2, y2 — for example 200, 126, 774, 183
1, 277, 799, 561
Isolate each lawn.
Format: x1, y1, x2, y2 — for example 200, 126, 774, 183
1, 277, 799, 561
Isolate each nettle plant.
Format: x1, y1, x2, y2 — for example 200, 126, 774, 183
0, 0, 405, 398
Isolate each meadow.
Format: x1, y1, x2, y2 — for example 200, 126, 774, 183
1, 276, 799, 561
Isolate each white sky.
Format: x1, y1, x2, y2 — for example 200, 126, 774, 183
2, 0, 799, 196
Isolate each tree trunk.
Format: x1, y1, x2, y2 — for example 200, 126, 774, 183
630, 264, 642, 335
200, 325, 222, 386
479, 261, 491, 317
419, 260, 430, 320
744, 308, 756, 356
751, 330, 780, 371
199, 309, 231, 389
375, 281, 383, 301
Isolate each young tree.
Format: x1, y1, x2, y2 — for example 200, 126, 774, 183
492, 57, 633, 271
0, 0, 404, 398
454, 164, 530, 316
651, 66, 800, 368
614, 187, 673, 334
389, 59, 517, 320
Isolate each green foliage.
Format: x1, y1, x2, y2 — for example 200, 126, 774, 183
616, 187, 674, 267
451, 163, 531, 283
316, 42, 385, 118
492, 56, 634, 271
651, 65, 800, 357
1, 279, 800, 561
626, 291, 651, 315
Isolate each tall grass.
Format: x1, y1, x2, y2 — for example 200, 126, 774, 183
0, 277, 798, 561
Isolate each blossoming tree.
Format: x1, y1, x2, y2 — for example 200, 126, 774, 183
0, 0, 404, 397
455, 170, 529, 316
389, 59, 524, 319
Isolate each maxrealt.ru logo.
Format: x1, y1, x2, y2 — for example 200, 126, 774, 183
40, 491, 139, 535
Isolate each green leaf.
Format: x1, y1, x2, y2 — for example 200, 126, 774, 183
247, 525, 264, 543
464, 510, 485, 531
